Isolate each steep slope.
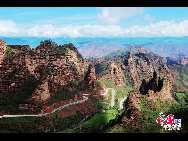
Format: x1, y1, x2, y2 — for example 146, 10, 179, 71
94, 46, 171, 90
166, 56, 188, 66
0, 39, 101, 114
97, 46, 180, 133
168, 64, 188, 93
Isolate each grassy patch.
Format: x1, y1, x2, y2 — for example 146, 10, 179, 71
139, 95, 180, 133
0, 111, 85, 133
89, 97, 104, 110
175, 92, 188, 104
99, 77, 134, 109
77, 109, 121, 133
5, 46, 17, 54
99, 78, 115, 88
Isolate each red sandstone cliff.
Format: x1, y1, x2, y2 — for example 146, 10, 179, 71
0, 39, 92, 113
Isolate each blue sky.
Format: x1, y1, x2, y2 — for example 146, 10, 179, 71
0, 7, 188, 37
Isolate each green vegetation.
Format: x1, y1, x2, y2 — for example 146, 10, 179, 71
63, 77, 134, 133
57, 43, 74, 54
0, 75, 39, 113
46, 89, 73, 106
99, 77, 134, 109
106, 125, 127, 133
107, 92, 187, 133
89, 97, 104, 110
99, 77, 115, 88
169, 65, 188, 93
51, 112, 85, 132
56, 46, 68, 54
58, 129, 76, 133
57, 43, 83, 59
75, 109, 122, 133
114, 85, 133, 109
96, 80, 103, 90
174, 92, 188, 104
139, 95, 179, 133
5, 46, 16, 54
0, 111, 85, 133
163, 79, 168, 88
95, 62, 110, 77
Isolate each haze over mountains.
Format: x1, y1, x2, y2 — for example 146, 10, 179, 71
1, 36, 188, 58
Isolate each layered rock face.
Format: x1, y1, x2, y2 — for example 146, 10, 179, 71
168, 64, 188, 93
139, 71, 163, 95
139, 71, 173, 101
119, 91, 142, 132
108, 62, 125, 86
124, 91, 142, 120
0, 40, 7, 64
0, 43, 31, 94
84, 64, 97, 90
166, 56, 188, 66
0, 39, 88, 112
94, 47, 170, 90
126, 52, 170, 89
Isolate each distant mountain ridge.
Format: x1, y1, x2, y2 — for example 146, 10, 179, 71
103, 45, 151, 59
1, 36, 188, 58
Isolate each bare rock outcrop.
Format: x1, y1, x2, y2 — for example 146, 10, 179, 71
124, 91, 142, 120
0, 39, 90, 113
139, 71, 173, 101
108, 62, 125, 86
0, 39, 7, 64
84, 64, 97, 90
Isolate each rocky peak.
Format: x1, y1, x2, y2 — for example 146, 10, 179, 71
84, 64, 97, 90
0, 39, 6, 46
0, 39, 88, 113
29, 75, 50, 103
139, 71, 164, 95
108, 62, 125, 86
133, 46, 150, 54
35, 40, 58, 55
124, 91, 142, 120
139, 71, 173, 101
0, 40, 7, 61
109, 62, 119, 75
39, 40, 58, 48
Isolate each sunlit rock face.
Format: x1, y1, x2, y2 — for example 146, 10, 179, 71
108, 62, 125, 86
124, 91, 142, 120
0, 39, 89, 112
84, 64, 97, 90
139, 71, 173, 101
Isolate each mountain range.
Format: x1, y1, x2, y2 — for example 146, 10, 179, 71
0, 38, 188, 133
1, 37, 188, 58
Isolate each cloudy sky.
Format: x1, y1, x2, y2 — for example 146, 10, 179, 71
0, 7, 188, 38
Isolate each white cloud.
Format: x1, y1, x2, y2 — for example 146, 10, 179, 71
127, 20, 188, 37
1, 19, 188, 38
144, 14, 156, 22
98, 7, 144, 25
0, 20, 25, 36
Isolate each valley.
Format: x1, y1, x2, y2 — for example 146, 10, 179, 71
0, 38, 187, 133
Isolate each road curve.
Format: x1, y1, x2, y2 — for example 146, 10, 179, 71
0, 88, 113, 119
119, 96, 127, 110
94, 88, 115, 108
0, 88, 126, 119
0, 96, 88, 119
